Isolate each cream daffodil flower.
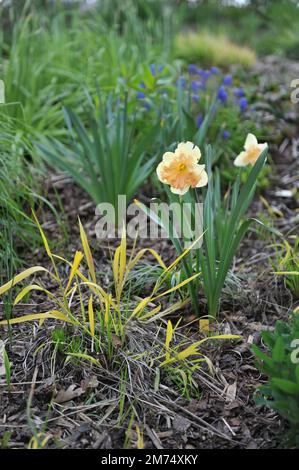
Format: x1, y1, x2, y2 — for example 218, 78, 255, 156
234, 133, 268, 167
156, 141, 208, 195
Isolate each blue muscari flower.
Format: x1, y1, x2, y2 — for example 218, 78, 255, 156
188, 64, 198, 74
176, 76, 187, 88
211, 66, 219, 74
137, 91, 146, 99
239, 97, 248, 112
149, 64, 163, 76
197, 69, 205, 77
149, 64, 156, 76
223, 130, 230, 140
143, 101, 151, 110
196, 113, 203, 128
197, 69, 212, 80
203, 70, 212, 80
191, 80, 200, 92
139, 81, 146, 89
223, 75, 233, 86
217, 86, 228, 103
234, 87, 245, 98
192, 94, 200, 103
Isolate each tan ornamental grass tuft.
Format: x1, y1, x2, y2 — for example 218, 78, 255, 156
174, 31, 256, 68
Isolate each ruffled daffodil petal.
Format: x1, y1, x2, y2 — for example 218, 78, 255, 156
196, 165, 209, 188
234, 133, 268, 167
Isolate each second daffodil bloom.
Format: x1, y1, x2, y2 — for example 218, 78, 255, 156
156, 141, 208, 195
234, 133, 268, 167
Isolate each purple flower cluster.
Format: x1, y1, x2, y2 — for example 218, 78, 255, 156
136, 91, 146, 100
149, 64, 164, 76
135, 62, 249, 124
184, 65, 250, 137
217, 86, 228, 103
176, 76, 187, 88
188, 64, 198, 75
196, 113, 204, 128
223, 130, 230, 140
223, 75, 233, 86
136, 81, 151, 109
239, 97, 248, 112
234, 87, 245, 98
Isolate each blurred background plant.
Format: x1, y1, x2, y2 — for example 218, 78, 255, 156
272, 236, 299, 299
35, 95, 163, 205
174, 31, 256, 68
253, 313, 299, 447
0, 117, 38, 281
175, 0, 299, 60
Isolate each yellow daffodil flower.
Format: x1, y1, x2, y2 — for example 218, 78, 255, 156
156, 141, 208, 195
234, 133, 267, 167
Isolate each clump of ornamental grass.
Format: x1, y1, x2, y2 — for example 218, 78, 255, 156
174, 31, 256, 68
0, 215, 239, 428
36, 96, 161, 206
0, 117, 43, 281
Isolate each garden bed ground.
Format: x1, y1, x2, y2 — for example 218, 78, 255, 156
0, 57, 298, 450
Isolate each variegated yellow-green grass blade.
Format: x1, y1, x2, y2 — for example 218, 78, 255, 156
32, 212, 61, 283
129, 248, 167, 271
153, 273, 200, 299
32, 211, 53, 260
88, 295, 95, 338
163, 231, 205, 275
0, 310, 76, 326
52, 253, 105, 313
0, 267, 49, 297
113, 225, 127, 303
128, 273, 200, 321
165, 320, 173, 362
140, 299, 189, 322
281, 240, 292, 267
139, 304, 161, 320
119, 224, 127, 292
151, 233, 204, 294
160, 334, 240, 366
77, 281, 114, 306
104, 296, 111, 328
199, 318, 210, 334
131, 303, 162, 323
28, 434, 52, 450
129, 296, 152, 320
66, 352, 101, 366
79, 218, 97, 284
14, 284, 57, 306
275, 271, 299, 276
113, 245, 121, 300
135, 425, 144, 450
65, 251, 84, 293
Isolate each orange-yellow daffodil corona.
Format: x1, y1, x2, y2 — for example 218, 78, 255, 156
156, 141, 208, 195
234, 133, 267, 167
